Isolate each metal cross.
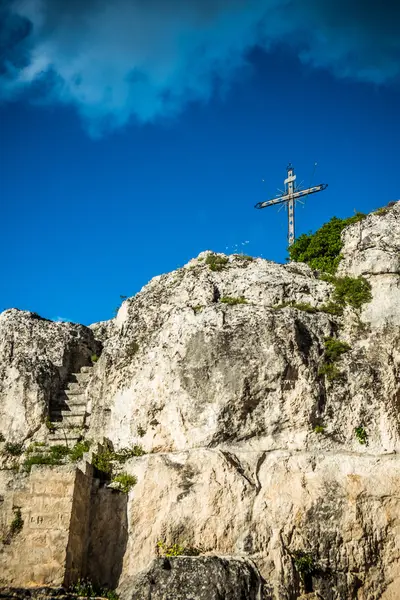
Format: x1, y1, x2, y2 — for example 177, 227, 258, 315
255, 163, 328, 245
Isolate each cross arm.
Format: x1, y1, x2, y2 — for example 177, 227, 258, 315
255, 183, 328, 209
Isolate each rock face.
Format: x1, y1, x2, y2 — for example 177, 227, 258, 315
0, 310, 100, 443
119, 556, 263, 600
1, 204, 400, 599
338, 201, 400, 327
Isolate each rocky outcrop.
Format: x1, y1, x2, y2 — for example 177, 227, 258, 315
0, 310, 100, 444
1, 204, 400, 599
339, 202, 400, 326
119, 556, 263, 600
119, 449, 400, 599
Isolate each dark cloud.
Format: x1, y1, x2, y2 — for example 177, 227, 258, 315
0, 0, 398, 135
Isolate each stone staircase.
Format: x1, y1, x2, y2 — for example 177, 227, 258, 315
48, 365, 93, 447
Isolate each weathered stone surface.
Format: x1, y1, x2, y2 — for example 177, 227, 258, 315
0, 310, 100, 444
339, 201, 400, 326
119, 556, 263, 600
1, 207, 400, 598
85, 249, 400, 456
119, 449, 400, 600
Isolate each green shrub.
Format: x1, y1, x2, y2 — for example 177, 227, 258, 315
374, 206, 390, 216
49, 445, 70, 460
126, 341, 139, 357
332, 276, 372, 310
23, 454, 58, 473
137, 425, 146, 438
2, 508, 24, 544
69, 579, 119, 600
45, 417, 56, 433
237, 254, 254, 261
205, 254, 228, 272
156, 541, 201, 557
193, 305, 203, 314
319, 337, 351, 381
69, 440, 91, 462
9, 508, 23, 537
114, 445, 146, 461
324, 338, 351, 362
92, 451, 113, 475
220, 296, 247, 305
91, 354, 99, 363
23, 445, 72, 472
111, 473, 137, 493
293, 551, 316, 577
318, 362, 341, 381
4, 443, 23, 457
289, 213, 366, 274
355, 426, 368, 445
314, 425, 325, 434
92, 445, 145, 476
319, 301, 343, 316
289, 302, 317, 313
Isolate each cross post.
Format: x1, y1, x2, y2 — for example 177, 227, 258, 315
255, 164, 328, 246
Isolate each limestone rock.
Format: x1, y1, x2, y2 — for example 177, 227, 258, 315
1, 207, 400, 599
119, 449, 400, 600
339, 201, 400, 326
0, 309, 100, 444
119, 556, 263, 600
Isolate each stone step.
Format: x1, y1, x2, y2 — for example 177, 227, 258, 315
76, 373, 90, 382
51, 408, 87, 418
53, 394, 86, 404
50, 414, 86, 426
52, 397, 87, 409
47, 434, 81, 447
65, 382, 84, 393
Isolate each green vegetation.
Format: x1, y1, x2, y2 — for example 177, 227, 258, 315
69, 578, 119, 600
220, 296, 247, 305
293, 551, 316, 577
0, 433, 4, 442
137, 425, 146, 438
314, 425, 325, 434
192, 305, 204, 314
319, 301, 344, 316
126, 341, 139, 357
2, 508, 24, 545
9, 508, 23, 537
69, 440, 91, 462
156, 541, 201, 557
92, 445, 145, 477
324, 338, 351, 362
45, 417, 56, 433
355, 426, 368, 445
331, 276, 372, 310
318, 337, 351, 382
4, 442, 23, 457
22, 441, 91, 472
92, 451, 113, 476
205, 253, 228, 272
288, 213, 366, 274
91, 354, 99, 363
273, 302, 317, 313
111, 473, 137, 493
236, 254, 254, 261
374, 206, 391, 216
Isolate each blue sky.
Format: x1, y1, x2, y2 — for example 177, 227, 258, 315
0, 1, 398, 325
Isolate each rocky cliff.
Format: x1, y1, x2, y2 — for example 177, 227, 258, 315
1, 203, 400, 600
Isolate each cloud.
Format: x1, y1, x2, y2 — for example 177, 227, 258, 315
0, 0, 398, 135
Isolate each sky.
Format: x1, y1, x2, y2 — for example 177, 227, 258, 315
0, 0, 399, 325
